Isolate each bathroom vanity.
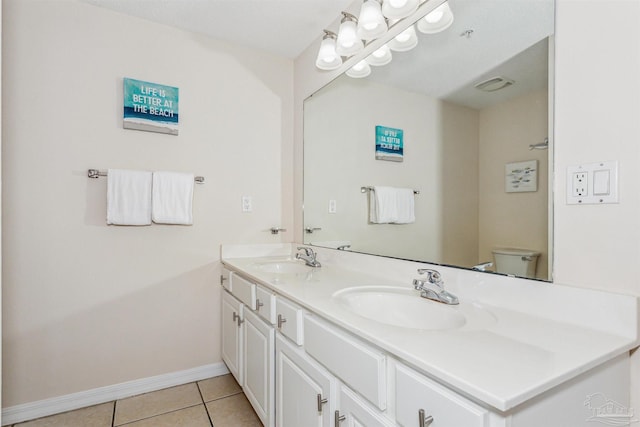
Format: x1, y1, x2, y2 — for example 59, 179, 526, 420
220, 244, 638, 427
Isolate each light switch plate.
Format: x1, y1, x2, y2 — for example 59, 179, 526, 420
566, 161, 618, 204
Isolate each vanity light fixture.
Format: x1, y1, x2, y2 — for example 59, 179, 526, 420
381, 0, 419, 20
315, 30, 343, 71
417, 1, 454, 34
388, 24, 418, 52
346, 60, 372, 78
366, 44, 393, 66
357, 0, 388, 41
336, 12, 364, 57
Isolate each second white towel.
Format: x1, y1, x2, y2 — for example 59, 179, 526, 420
152, 171, 194, 225
369, 186, 415, 224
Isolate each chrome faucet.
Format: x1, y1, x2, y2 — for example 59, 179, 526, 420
472, 261, 493, 272
295, 246, 321, 268
413, 268, 459, 305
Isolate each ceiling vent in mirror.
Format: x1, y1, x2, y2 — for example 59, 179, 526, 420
474, 76, 515, 92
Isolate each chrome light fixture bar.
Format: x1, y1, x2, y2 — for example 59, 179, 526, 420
314, 0, 455, 73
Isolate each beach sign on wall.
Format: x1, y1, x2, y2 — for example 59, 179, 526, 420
123, 78, 179, 135
375, 125, 403, 162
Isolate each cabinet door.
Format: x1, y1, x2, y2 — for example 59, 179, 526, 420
337, 384, 396, 427
396, 363, 488, 427
276, 334, 335, 427
244, 309, 275, 427
221, 290, 243, 385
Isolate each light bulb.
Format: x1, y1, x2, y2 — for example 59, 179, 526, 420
417, 1, 454, 34
381, 0, 418, 20
346, 60, 372, 78
395, 31, 411, 43
357, 0, 388, 41
315, 32, 342, 71
366, 44, 392, 66
425, 9, 443, 23
336, 15, 363, 56
388, 25, 418, 52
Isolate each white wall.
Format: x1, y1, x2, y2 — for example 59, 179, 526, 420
1, 0, 293, 407
553, 0, 640, 411
304, 76, 479, 265
478, 89, 549, 279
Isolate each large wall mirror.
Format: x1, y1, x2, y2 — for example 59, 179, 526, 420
304, 0, 554, 281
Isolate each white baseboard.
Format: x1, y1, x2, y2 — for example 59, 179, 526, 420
1, 362, 230, 426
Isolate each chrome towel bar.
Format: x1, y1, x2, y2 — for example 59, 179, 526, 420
88, 169, 205, 184
361, 186, 419, 195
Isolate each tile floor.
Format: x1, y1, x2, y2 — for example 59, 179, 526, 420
10, 374, 262, 427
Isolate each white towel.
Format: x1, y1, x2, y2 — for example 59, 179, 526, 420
369, 186, 397, 223
152, 171, 194, 225
369, 186, 415, 224
107, 169, 152, 225
394, 188, 415, 224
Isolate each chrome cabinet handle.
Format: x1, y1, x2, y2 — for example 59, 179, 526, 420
419, 409, 434, 427
317, 393, 328, 412
334, 410, 346, 424
220, 275, 227, 285
277, 314, 287, 329
256, 299, 264, 311
232, 312, 243, 326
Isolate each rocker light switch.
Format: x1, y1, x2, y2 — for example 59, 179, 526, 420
593, 170, 610, 196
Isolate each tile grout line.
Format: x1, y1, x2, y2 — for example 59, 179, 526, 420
111, 400, 117, 427
115, 402, 206, 427
195, 381, 215, 427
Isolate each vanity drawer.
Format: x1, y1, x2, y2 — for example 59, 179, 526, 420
230, 273, 257, 310
304, 314, 387, 411
275, 297, 304, 345
395, 363, 488, 427
220, 268, 231, 292
255, 285, 276, 325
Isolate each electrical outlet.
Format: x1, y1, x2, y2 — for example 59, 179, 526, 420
241, 196, 252, 212
567, 161, 618, 204
573, 172, 587, 197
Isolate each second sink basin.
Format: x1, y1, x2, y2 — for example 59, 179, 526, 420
333, 286, 495, 331
255, 260, 314, 274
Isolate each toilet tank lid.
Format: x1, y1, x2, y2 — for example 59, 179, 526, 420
492, 247, 540, 257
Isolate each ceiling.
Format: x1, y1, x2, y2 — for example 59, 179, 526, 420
366, 0, 555, 109
81, 0, 554, 109
80, 0, 354, 59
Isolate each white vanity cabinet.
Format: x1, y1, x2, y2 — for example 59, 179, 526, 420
221, 271, 277, 427
276, 333, 336, 427
221, 257, 636, 427
243, 308, 275, 427
221, 289, 243, 385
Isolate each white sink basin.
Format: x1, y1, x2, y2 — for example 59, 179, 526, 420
333, 286, 495, 331
255, 260, 314, 274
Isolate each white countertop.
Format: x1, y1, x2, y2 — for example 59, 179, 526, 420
221, 244, 639, 413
